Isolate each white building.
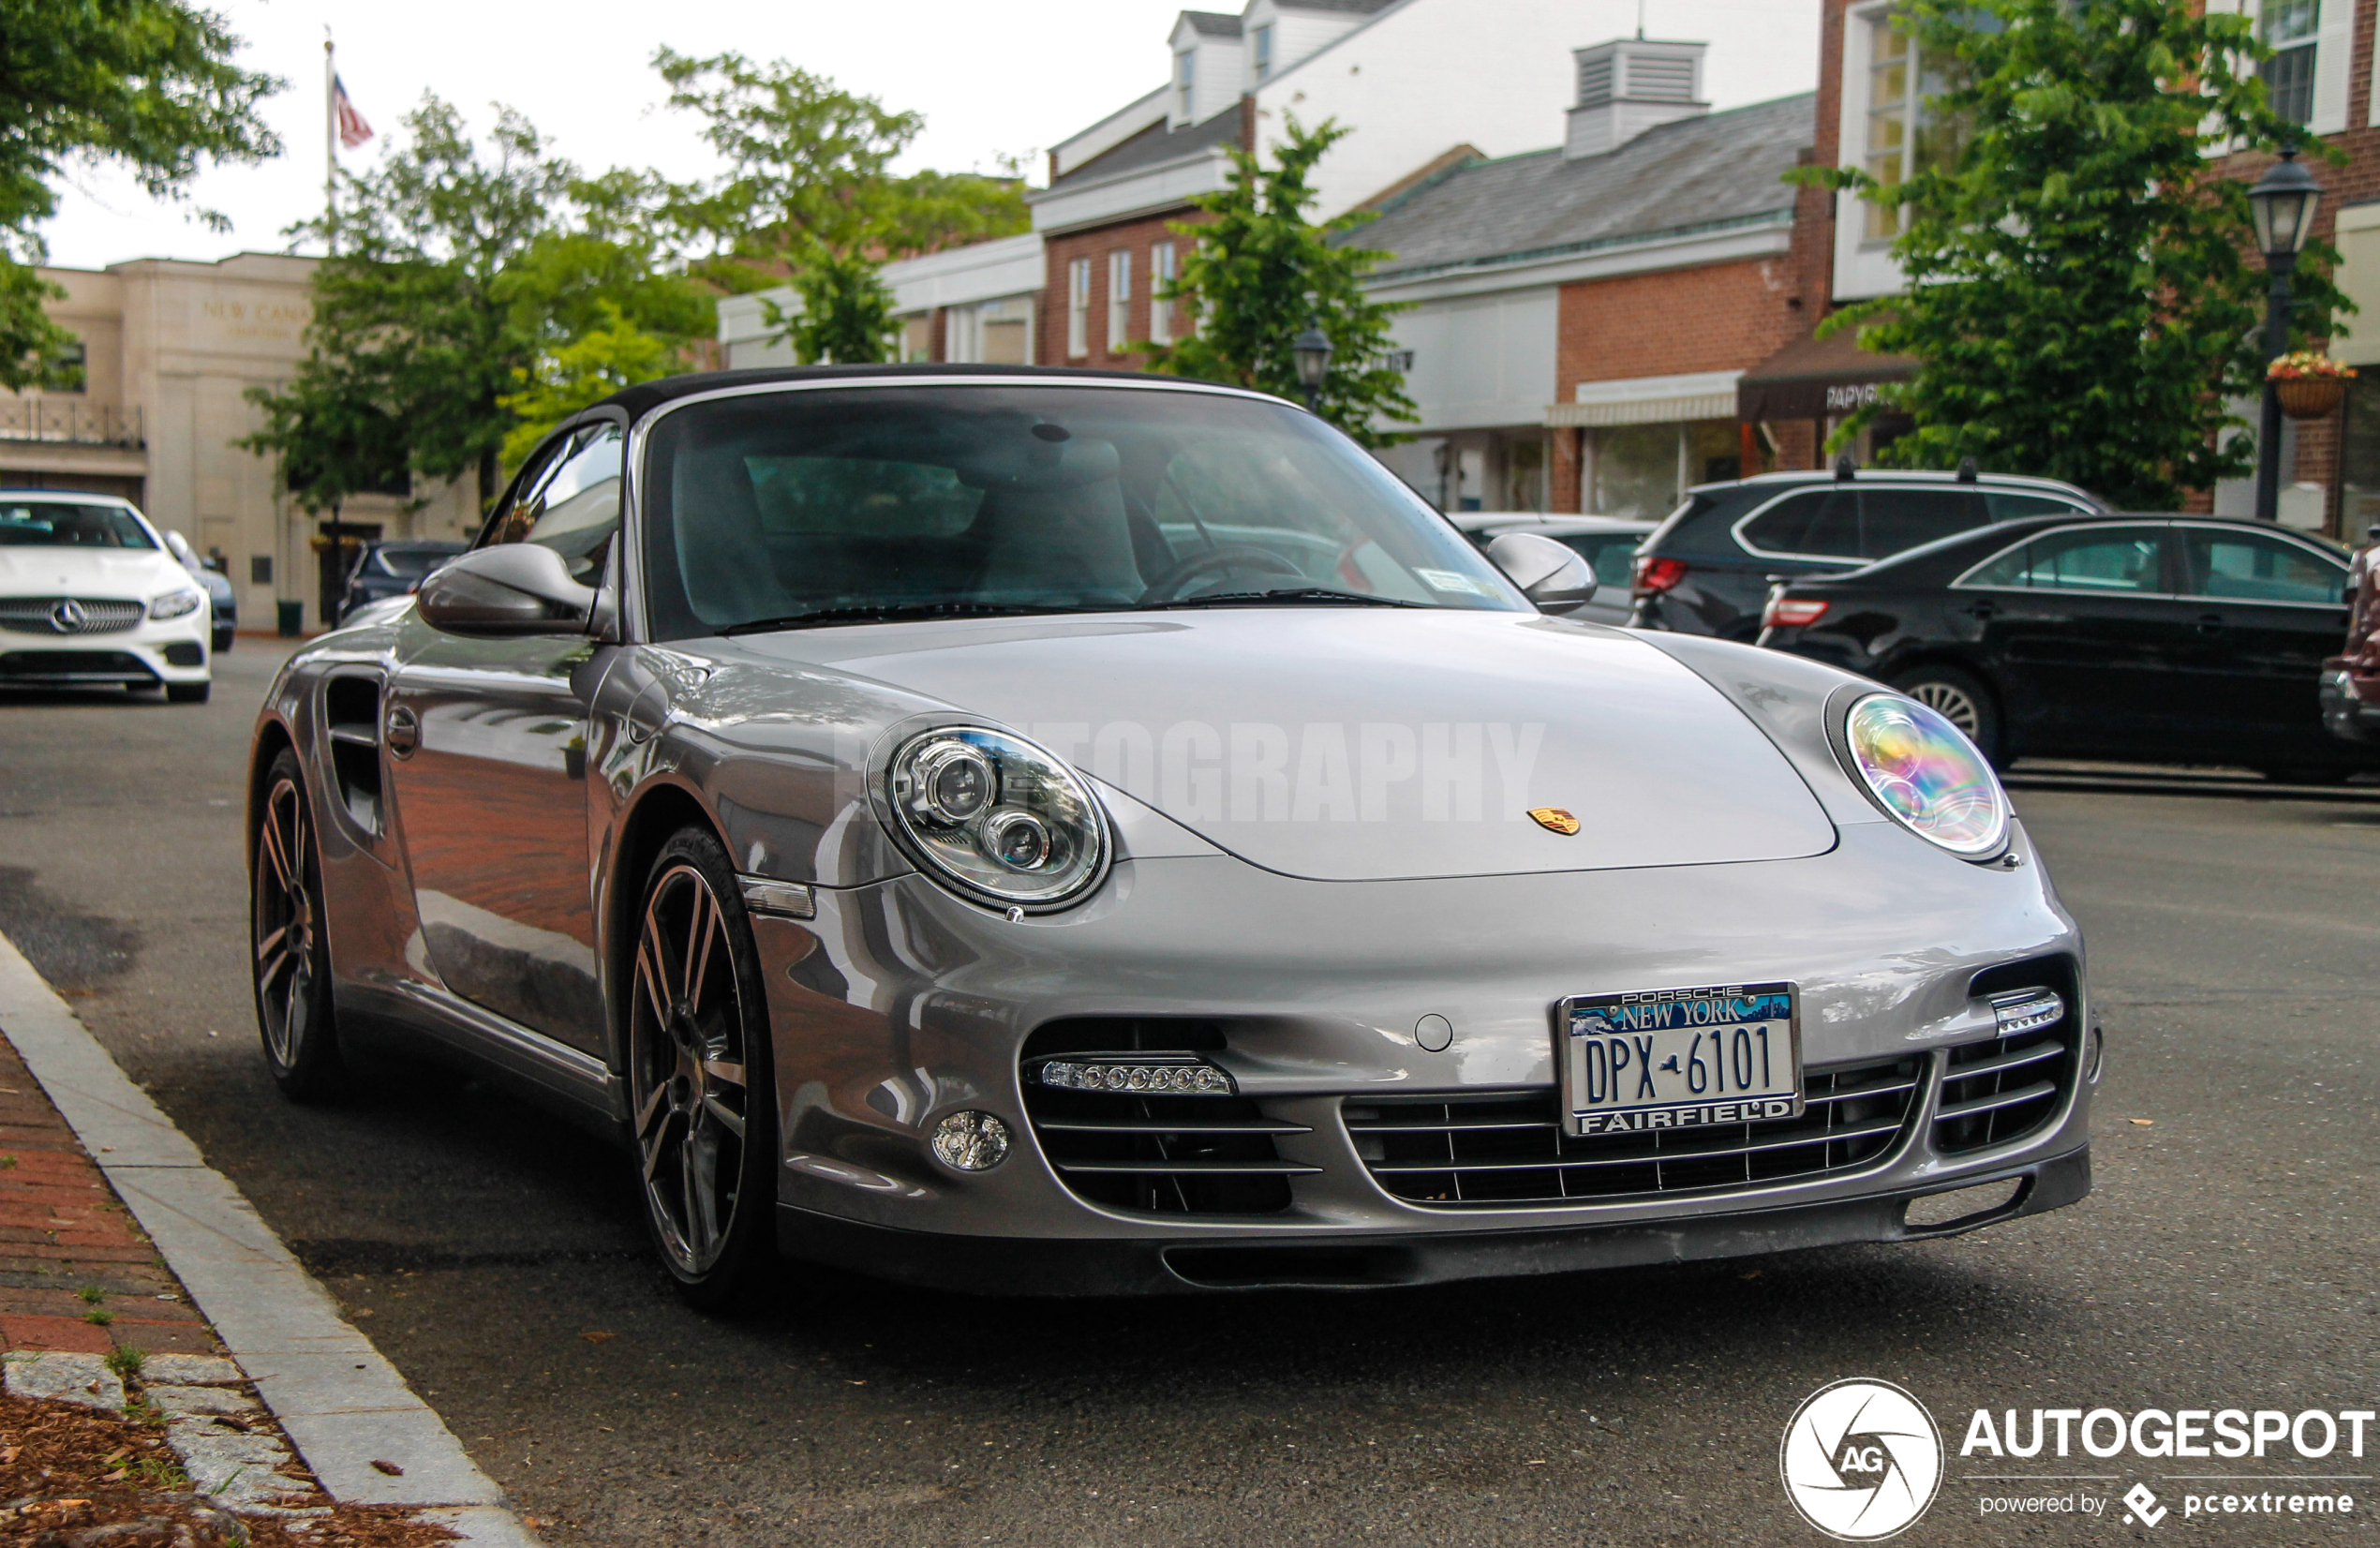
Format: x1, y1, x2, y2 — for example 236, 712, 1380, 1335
717, 233, 1046, 370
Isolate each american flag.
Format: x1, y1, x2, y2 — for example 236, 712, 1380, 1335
333, 76, 373, 150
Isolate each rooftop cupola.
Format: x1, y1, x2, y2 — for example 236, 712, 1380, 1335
1564, 37, 1709, 159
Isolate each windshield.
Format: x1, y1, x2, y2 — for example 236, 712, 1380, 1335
638, 383, 1525, 638
0, 502, 156, 549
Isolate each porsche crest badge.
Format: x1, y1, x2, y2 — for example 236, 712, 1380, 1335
1527, 807, 1581, 835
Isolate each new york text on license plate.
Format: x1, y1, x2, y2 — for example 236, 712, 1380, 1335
1560, 982, 1802, 1138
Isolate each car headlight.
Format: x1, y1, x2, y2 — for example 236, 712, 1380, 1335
884, 727, 1110, 908
1839, 692, 2009, 858
149, 588, 204, 620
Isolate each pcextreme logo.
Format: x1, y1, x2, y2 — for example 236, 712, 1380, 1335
1780, 1378, 1946, 1541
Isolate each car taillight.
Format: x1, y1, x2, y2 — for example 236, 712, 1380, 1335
1763, 596, 1829, 629
1633, 556, 1688, 594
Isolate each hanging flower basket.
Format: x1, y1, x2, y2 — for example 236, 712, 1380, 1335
2269, 351, 2355, 420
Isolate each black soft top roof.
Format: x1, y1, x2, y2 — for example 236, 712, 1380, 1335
597, 363, 1216, 420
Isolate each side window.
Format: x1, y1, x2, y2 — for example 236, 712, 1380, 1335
1859, 489, 1988, 558
2001, 526, 2169, 592
521, 424, 624, 583
1741, 490, 1859, 558
485, 424, 623, 585
1986, 492, 2088, 522
2181, 528, 2347, 605
484, 431, 580, 549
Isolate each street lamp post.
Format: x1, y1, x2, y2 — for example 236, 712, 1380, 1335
1292, 325, 1333, 414
2249, 145, 2323, 525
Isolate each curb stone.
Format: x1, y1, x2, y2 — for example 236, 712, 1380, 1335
0, 928, 540, 1544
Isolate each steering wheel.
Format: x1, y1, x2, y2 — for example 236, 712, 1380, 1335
1140, 544, 1307, 603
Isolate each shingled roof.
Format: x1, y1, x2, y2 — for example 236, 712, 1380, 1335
1052, 99, 1244, 189
1179, 10, 1242, 37
1357, 93, 1816, 281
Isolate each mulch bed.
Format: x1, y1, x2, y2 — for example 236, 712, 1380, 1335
0, 1388, 457, 1548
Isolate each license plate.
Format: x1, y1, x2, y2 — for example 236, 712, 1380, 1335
1559, 981, 1802, 1138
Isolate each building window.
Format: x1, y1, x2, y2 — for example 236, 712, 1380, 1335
1149, 243, 1176, 346
2261, 0, 2320, 126
1861, 15, 1963, 242
1253, 26, 1273, 82
1108, 249, 1131, 352
1176, 49, 1196, 120
1589, 421, 1740, 519
1067, 257, 1091, 358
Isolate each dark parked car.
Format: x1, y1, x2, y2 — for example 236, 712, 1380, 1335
339, 540, 466, 622
1630, 468, 2108, 641
1759, 513, 2368, 781
163, 528, 235, 652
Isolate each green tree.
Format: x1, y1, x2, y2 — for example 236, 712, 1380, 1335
1793, 0, 2348, 507
770, 252, 896, 365
655, 50, 1027, 364
0, 0, 281, 386
245, 99, 707, 514
1138, 117, 1415, 446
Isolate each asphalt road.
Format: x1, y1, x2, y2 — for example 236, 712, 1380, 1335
0, 639, 2373, 1547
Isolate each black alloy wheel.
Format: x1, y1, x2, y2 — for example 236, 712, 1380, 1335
252, 750, 345, 1099
626, 827, 777, 1309
1890, 663, 2005, 767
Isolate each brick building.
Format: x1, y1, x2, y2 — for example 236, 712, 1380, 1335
1025, 0, 1661, 382
1356, 39, 1819, 516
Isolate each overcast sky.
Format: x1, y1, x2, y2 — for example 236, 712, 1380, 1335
38, 0, 1820, 272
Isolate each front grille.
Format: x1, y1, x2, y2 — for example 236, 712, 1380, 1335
1346, 1055, 1924, 1208
0, 649, 153, 682
0, 598, 144, 634
1934, 959, 2082, 1155
1020, 1019, 1307, 1216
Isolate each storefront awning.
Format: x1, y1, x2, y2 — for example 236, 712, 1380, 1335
1545, 370, 1743, 428
1735, 329, 1917, 423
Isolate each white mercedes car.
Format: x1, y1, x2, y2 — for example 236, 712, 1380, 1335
0, 491, 213, 703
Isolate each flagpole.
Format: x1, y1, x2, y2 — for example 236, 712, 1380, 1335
323, 31, 337, 255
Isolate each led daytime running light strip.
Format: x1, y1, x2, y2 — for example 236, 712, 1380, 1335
1989, 990, 2065, 1036
1035, 1058, 1235, 1095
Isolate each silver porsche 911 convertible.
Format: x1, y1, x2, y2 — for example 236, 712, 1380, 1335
248, 366, 2092, 1304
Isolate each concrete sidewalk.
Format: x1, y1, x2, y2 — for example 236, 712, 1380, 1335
0, 929, 538, 1547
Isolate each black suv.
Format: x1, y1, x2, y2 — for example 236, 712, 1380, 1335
1629, 467, 2107, 639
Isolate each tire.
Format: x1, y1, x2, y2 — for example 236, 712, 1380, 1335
1888, 663, 2005, 767
251, 749, 346, 1100
167, 682, 210, 705
625, 826, 778, 1310
214, 631, 234, 654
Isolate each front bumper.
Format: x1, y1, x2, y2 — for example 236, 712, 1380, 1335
0, 610, 210, 686
781, 1145, 2091, 1293
751, 819, 2094, 1292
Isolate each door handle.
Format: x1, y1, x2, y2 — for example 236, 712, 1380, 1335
1964, 599, 1996, 619
384, 703, 420, 758
2194, 612, 2224, 635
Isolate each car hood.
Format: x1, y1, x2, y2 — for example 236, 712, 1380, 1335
740, 609, 1837, 883
0, 547, 183, 599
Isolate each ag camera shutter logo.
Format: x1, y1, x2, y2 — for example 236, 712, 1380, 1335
1780, 1378, 1944, 1540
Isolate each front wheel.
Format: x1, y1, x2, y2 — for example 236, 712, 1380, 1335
168, 681, 210, 704
251, 750, 345, 1099
1889, 663, 2005, 767
626, 827, 778, 1310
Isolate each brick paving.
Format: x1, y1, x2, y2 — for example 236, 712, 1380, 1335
0, 1030, 220, 1361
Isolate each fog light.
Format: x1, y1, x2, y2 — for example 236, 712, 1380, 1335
1035, 1057, 1234, 1095
1989, 989, 2064, 1036
930, 1110, 1011, 1171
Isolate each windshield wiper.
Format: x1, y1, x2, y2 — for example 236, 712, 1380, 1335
1138, 587, 1423, 611
718, 602, 1098, 635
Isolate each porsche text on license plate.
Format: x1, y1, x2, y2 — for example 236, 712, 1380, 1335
1559, 982, 1801, 1138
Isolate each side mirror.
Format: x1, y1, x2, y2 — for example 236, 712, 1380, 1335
416, 543, 597, 636
1485, 530, 1598, 616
